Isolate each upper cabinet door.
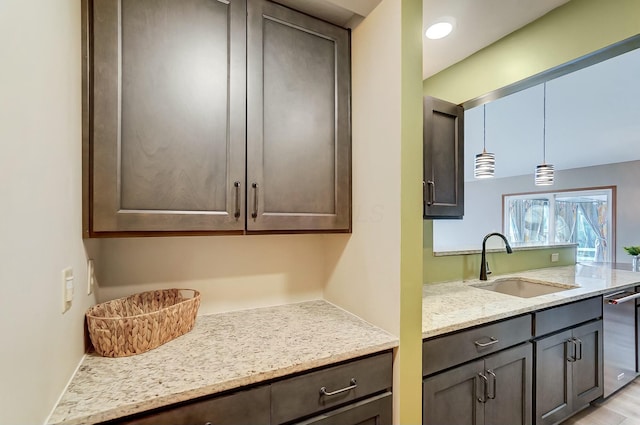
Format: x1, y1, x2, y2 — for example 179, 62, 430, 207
246, 0, 351, 232
423, 96, 464, 219
90, 0, 246, 233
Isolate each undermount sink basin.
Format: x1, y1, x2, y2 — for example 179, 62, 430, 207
472, 277, 577, 298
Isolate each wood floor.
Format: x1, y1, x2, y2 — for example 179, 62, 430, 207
562, 379, 640, 425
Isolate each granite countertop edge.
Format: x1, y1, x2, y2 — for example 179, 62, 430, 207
422, 263, 640, 339
49, 300, 398, 425
57, 341, 398, 425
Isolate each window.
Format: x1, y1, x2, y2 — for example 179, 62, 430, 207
503, 187, 615, 263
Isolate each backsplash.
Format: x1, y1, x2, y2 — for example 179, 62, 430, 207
423, 220, 577, 283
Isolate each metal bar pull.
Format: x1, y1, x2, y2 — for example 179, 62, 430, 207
423, 181, 427, 206
574, 337, 583, 360
426, 180, 435, 206
477, 373, 488, 403
233, 181, 241, 219
320, 378, 357, 397
566, 339, 577, 362
474, 336, 499, 348
606, 291, 640, 304
251, 182, 258, 219
487, 370, 497, 400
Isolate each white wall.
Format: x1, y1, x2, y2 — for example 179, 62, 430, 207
323, 0, 401, 338
323, 0, 404, 421
0, 1, 97, 423
0, 1, 411, 423
96, 235, 326, 314
434, 160, 640, 260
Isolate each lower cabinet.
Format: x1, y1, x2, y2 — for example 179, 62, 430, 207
637, 304, 640, 373
534, 320, 603, 425
296, 392, 392, 425
103, 351, 392, 425
424, 343, 533, 425
422, 296, 605, 425
114, 386, 270, 425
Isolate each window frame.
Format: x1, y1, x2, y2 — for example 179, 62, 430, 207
502, 185, 617, 263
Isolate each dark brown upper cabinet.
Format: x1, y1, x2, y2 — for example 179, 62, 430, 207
246, 0, 351, 232
423, 96, 464, 219
83, 0, 351, 237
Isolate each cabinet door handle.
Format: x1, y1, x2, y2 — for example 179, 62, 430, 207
474, 336, 499, 348
251, 182, 258, 219
487, 369, 497, 400
423, 181, 426, 208
477, 373, 488, 403
233, 181, 241, 219
566, 339, 577, 362
320, 378, 357, 396
574, 337, 583, 361
426, 180, 435, 206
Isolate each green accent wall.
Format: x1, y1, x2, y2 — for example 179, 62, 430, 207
423, 221, 576, 283
422, 0, 640, 284
400, 0, 423, 422
423, 0, 640, 104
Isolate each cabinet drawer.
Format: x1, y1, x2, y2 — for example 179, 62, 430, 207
113, 386, 269, 425
296, 392, 392, 425
534, 297, 602, 337
423, 314, 531, 376
271, 351, 392, 425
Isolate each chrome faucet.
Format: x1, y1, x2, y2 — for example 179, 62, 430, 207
480, 232, 513, 280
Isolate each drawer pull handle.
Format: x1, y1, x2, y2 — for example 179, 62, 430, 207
474, 337, 499, 348
320, 378, 357, 396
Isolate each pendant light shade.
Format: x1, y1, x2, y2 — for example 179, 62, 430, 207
535, 83, 554, 186
474, 150, 496, 178
535, 164, 555, 185
474, 104, 495, 179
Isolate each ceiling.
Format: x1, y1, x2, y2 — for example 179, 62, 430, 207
463, 46, 640, 181
274, 0, 383, 28
278, 0, 570, 80
422, 0, 570, 79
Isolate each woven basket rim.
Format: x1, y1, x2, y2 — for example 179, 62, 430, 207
86, 288, 200, 321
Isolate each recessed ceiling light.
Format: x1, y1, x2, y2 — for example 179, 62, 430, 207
425, 19, 455, 40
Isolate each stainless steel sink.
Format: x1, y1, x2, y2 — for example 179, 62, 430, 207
472, 277, 577, 298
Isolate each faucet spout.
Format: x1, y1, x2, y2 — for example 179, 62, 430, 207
480, 232, 513, 280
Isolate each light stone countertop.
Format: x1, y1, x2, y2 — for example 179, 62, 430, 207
423, 263, 640, 339
48, 300, 398, 425
433, 242, 577, 257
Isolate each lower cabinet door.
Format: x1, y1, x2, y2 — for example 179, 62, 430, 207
113, 386, 270, 425
535, 329, 573, 425
571, 320, 603, 408
423, 359, 484, 425
483, 343, 533, 425
295, 392, 392, 425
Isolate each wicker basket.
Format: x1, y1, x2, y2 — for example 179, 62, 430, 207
86, 289, 200, 357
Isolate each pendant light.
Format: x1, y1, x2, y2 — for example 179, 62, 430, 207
474, 104, 495, 178
535, 83, 554, 185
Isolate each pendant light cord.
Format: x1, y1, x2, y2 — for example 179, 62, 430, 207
543, 83, 546, 163
483, 104, 487, 152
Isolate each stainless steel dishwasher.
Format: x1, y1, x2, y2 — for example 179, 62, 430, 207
603, 289, 640, 398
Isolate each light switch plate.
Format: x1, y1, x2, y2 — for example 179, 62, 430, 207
62, 267, 74, 313
87, 259, 95, 295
